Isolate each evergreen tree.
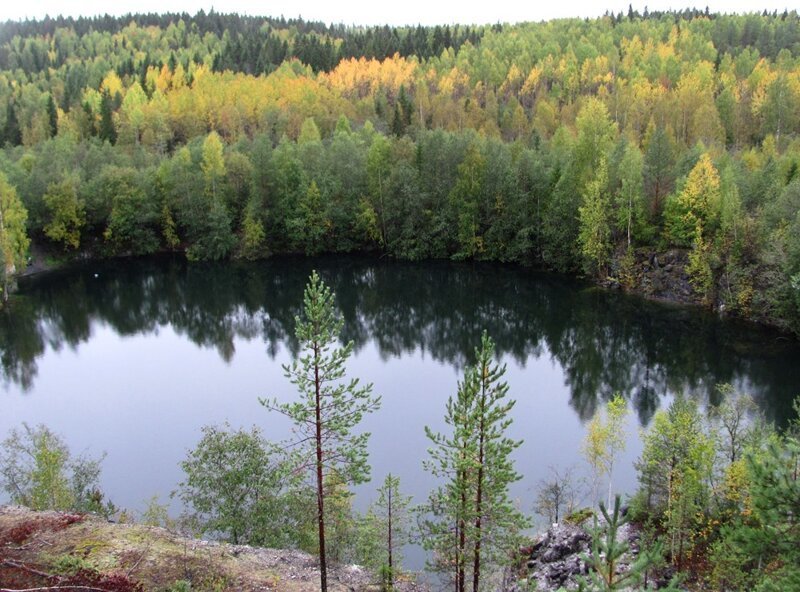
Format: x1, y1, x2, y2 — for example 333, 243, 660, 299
2, 99, 21, 146
261, 271, 381, 592
46, 93, 58, 138
422, 331, 526, 592
98, 89, 117, 144
367, 473, 412, 590
580, 495, 675, 591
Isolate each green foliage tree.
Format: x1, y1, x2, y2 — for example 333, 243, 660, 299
98, 89, 117, 144
710, 422, 800, 592
0, 172, 29, 303
578, 158, 612, 276
366, 134, 392, 248
643, 125, 676, 224
0, 424, 110, 515
635, 396, 714, 570
686, 222, 715, 303
103, 168, 160, 255
43, 178, 85, 250
614, 142, 646, 246
260, 271, 380, 592
238, 202, 267, 260
449, 143, 486, 260
176, 423, 311, 546
46, 94, 58, 138
289, 180, 328, 255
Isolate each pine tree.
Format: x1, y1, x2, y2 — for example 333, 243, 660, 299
2, 99, 21, 146
46, 94, 58, 138
261, 271, 381, 592
580, 495, 674, 591
422, 331, 526, 592
368, 473, 412, 590
98, 89, 117, 144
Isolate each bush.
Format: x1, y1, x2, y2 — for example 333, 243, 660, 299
0, 423, 113, 515
175, 423, 314, 547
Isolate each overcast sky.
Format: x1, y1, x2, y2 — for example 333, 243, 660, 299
1, 1, 793, 27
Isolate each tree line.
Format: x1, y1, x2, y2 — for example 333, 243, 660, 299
1, 10, 800, 333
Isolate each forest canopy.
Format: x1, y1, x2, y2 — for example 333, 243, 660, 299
1, 9, 800, 333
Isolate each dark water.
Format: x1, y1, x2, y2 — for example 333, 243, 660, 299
2, 255, 799, 567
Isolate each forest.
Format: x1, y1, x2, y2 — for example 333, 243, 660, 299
1, 10, 800, 333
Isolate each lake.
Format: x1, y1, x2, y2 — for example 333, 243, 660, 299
1, 255, 799, 569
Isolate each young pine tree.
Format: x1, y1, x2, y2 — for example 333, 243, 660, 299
368, 473, 412, 590
422, 331, 526, 592
580, 495, 676, 592
261, 271, 380, 592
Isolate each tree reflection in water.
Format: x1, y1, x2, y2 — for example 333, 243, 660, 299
2, 255, 799, 427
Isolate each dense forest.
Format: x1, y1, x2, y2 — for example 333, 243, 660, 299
1, 9, 800, 335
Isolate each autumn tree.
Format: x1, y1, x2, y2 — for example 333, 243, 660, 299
665, 152, 721, 246
201, 131, 226, 200
582, 393, 629, 508
261, 271, 380, 592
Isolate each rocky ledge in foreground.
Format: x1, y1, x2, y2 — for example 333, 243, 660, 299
0, 505, 427, 592
515, 516, 676, 591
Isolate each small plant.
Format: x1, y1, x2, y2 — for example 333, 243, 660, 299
162, 580, 192, 592
563, 507, 594, 526
50, 553, 97, 576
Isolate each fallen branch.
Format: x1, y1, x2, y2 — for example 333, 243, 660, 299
1, 559, 54, 579
124, 539, 150, 578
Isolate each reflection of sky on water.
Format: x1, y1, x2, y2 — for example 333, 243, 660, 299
1, 255, 799, 571
0, 322, 645, 571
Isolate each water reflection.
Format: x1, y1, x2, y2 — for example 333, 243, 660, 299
3, 255, 799, 426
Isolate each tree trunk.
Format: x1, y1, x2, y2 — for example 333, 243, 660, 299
472, 382, 486, 592
314, 340, 328, 592
387, 482, 393, 590
457, 464, 466, 592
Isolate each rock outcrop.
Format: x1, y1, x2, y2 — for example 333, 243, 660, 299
513, 513, 662, 592
523, 523, 590, 591
0, 505, 427, 592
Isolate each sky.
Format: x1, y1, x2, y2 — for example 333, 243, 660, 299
0, 1, 794, 27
